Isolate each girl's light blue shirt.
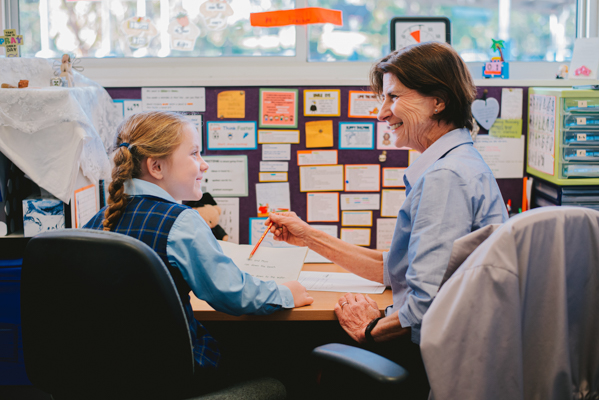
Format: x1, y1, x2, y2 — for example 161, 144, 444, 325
383, 128, 508, 344
124, 179, 294, 315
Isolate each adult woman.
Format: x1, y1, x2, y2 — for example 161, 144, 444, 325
267, 42, 507, 351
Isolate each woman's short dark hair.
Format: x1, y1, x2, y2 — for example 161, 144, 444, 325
370, 42, 476, 131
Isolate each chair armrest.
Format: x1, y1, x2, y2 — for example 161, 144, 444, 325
312, 343, 408, 384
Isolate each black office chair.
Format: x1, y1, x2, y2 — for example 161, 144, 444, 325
20, 229, 286, 400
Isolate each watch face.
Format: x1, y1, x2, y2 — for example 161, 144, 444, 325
391, 18, 451, 51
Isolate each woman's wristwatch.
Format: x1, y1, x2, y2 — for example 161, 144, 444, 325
364, 317, 383, 344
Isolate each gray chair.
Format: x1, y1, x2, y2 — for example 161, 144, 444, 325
20, 229, 285, 400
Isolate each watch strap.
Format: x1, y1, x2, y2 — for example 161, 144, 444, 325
364, 317, 383, 344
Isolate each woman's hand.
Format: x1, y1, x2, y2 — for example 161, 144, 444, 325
282, 281, 314, 307
266, 212, 312, 248
334, 293, 381, 344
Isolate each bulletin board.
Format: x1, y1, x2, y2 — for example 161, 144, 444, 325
105, 85, 528, 248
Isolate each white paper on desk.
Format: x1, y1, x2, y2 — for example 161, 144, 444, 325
263, 144, 291, 160
219, 240, 307, 284
305, 225, 338, 263
300, 165, 344, 192
340, 194, 380, 210
214, 197, 239, 244
380, 189, 406, 218
299, 271, 385, 294
501, 88, 523, 120
142, 88, 206, 112
473, 135, 524, 179
568, 38, 599, 80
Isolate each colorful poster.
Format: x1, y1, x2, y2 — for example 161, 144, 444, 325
259, 89, 299, 128
304, 89, 341, 117
339, 122, 375, 149
377, 122, 408, 150
348, 91, 381, 118
206, 121, 257, 150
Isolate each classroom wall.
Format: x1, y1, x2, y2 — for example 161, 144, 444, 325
106, 85, 527, 247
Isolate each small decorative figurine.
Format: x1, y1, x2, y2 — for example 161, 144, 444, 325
53, 54, 83, 87
483, 39, 509, 79
183, 194, 229, 241
556, 65, 569, 79
59, 54, 75, 87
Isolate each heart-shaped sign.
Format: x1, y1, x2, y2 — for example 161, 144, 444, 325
471, 97, 500, 130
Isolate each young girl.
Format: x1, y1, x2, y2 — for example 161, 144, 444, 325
84, 111, 312, 377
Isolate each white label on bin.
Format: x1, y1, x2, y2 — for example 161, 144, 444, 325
577, 149, 587, 157
577, 133, 587, 141
578, 100, 588, 108
577, 117, 587, 125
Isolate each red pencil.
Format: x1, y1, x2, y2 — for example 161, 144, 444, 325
248, 222, 273, 259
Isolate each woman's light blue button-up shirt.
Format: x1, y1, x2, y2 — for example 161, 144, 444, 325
383, 128, 508, 343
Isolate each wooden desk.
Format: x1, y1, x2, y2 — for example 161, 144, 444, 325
191, 263, 393, 322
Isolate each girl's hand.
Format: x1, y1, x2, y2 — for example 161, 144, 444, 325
282, 281, 314, 307
265, 212, 311, 248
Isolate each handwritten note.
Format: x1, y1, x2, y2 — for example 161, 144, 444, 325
489, 119, 523, 138
217, 91, 245, 119
219, 240, 308, 284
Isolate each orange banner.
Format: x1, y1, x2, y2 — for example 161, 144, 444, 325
250, 7, 342, 27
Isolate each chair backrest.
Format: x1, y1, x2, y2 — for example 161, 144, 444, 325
421, 207, 599, 400
21, 229, 195, 400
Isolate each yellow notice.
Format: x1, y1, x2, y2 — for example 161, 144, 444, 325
489, 118, 523, 138
217, 91, 245, 119
305, 120, 333, 148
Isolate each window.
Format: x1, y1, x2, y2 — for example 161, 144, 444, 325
308, 0, 577, 62
17, 0, 295, 58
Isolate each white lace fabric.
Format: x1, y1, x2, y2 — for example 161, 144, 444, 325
0, 58, 121, 203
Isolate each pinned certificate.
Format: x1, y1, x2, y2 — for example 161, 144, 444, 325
380, 189, 406, 217
259, 88, 299, 128
345, 165, 380, 192
207, 121, 257, 150
382, 168, 406, 188
340, 228, 371, 246
300, 165, 344, 192
304, 89, 341, 117
307, 192, 339, 222
339, 122, 375, 150
348, 91, 381, 118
